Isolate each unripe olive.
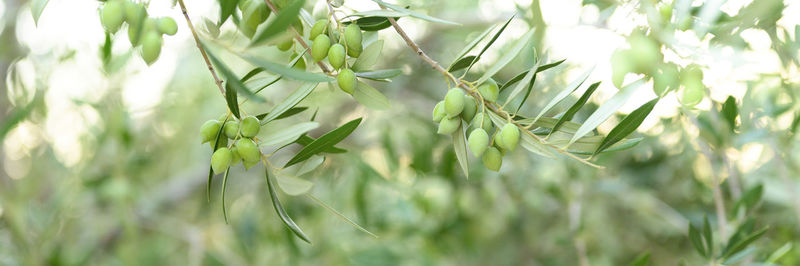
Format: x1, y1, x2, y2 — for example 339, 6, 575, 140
337, 68, 356, 94
493, 130, 505, 150
292, 55, 306, 70
468, 128, 489, 158
312, 35, 331, 62
211, 147, 232, 174
611, 49, 632, 88
437, 116, 461, 135
140, 31, 162, 65
347, 45, 362, 58
230, 146, 242, 166
482, 147, 503, 171
101, 0, 125, 33
344, 24, 363, 54
223, 120, 239, 139
432, 101, 446, 122
128, 22, 142, 46
236, 138, 260, 163
499, 123, 520, 152
241, 3, 269, 38
156, 17, 178, 35
125, 1, 147, 26
477, 79, 499, 102
210, 136, 228, 150
444, 88, 465, 118
200, 120, 222, 143
328, 43, 346, 70
461, 95, 477, 122
243, 157, 260, 169
240, 116, 260, 138
277, 38, 294, 51
471, 112, 493, 131
309, 20, 328, 40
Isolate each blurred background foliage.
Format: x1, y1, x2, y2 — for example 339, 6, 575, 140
1, 0, 799, 265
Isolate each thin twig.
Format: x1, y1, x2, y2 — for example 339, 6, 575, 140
263, 0, 332, 73
176, 0, 225, 95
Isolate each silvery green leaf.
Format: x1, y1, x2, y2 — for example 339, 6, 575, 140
353, 81, 390, 110
353, 40, 384, 71
452, 124, 469, 178
261, 82, 319, 125
568, 78, 645, 146
531, 66, 594, 125
275, 172, 314, 196
259, 122, 319, 147
476, 28, 536, 85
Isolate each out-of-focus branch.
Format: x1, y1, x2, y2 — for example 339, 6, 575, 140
176, 0, 226, 95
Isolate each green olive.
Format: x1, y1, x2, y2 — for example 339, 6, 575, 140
292, 54, 306, 70
347, 45, 362, 58
140, 31, 162, 65
309, 20, 328, 40
432, 101, 446, 122
230, 146, 242, 166
344, 24, 362, 54
471, 112, 493, 131
243, 157, 260, 169
223, 120, 239, 139
100, 0, 125, 33
481, 147, 502, 171
124, 1, 147, 26
156, 17, 178, 35
437, 116, 461, 135
461, 95, 477, 122
312, 35, 331, 62
499, 123, 520, 152
211, 147, 232, 174
236, 138, 260, 163
209, 135, 228, 150
241, 2, 269, 38
611, 49, 632, 88
240, 116, 260, 138
337, 68, 356, 94
444, 88, 465, 118
277, 38, 294, 51
328, 43, 346, 70
477, 79, 499, 102
468, 128, 489, 158
493, 129, 505, 151
200, 120, 222, 143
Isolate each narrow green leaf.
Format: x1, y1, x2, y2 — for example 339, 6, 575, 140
629, 252, 650, 266
464, 16, 514, 75
225, 83, 241, 119
452, 124, 469, 178
569, 78, 645, 146
531, 66, 594, 126
275, 172, 314, 196
261, 82, 319, 125
353, 81, 390, 110
720, 226, 768, 259
218, 0, 238, 25
372, 0, 458, 25
255, 107, 307, 121
265, 168, 311, 243
247, 51, 308, 94
241, 55, 333, 82
724, 218, 755, 256
295, 135, 347, 153
250, 0, 305, 46
449, 26, 496, 70
259, 122, 319, 147
766, 242, 792, 263
499, 59, 566, 91
448, 55, 480, 72
594, 98, 658, 155
343, 16, 397, 31
703, 216, 713, 256
204, 43, 264, 102
550, 82, 600, 137
356, 69, 402, 80
476, 28, 536, 85
504, 60, 539, 105
221, 167, 232, 224
31, 0, 50, 26
689, 223, 708, 257
347, 10, 406, 18
241, 68, 265, 83
207, 116, 230, 202
284, 118, 362, 167
307, 194, 378, 238
721, 96, 737, 131
352, 40, 384, 71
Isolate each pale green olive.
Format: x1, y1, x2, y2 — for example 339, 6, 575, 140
468, 128, 489, 158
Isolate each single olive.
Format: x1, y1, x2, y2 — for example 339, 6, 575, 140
236, 138, 260, 163
140, 31, 162, 65
277, 38, 294, 51
240, 116, 260, 138
337, 68, 356, 94
437, 116, 461, 135
229, 146, 242, 166
471, 112, 494, 131
461, 95, 477, 122
482, 147, 503, 171
444, 88, 465, 118
477, 79, 499, 102
344, 24, 363, 54
211, 147, 232, 174
468, 128, 489, 158
223, 120, 239, 139
100, 0, 125, 33
312, 35, 332, 62
124, 1, 147, 26
328, 43, 346, 70
499, 123, 520, 152
156, 17, 178, 35
292, 54, 306, 70
309, 20, 328, 40
200, 120, 222, 143
432, 101, 446, 122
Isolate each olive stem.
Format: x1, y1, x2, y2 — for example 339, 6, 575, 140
176, 0, 226, 96
383, 9, 603, 169
263, 0, 333, 74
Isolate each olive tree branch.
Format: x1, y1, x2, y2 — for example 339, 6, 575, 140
176, 0, 225, 95
383, 16, 602, 168
263, 0, 332, 74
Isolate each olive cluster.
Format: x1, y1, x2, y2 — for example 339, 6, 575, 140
308, 21, 364, 95
200, 116, 263, 174
99, 0, 177, 65
432, 80, 519, 172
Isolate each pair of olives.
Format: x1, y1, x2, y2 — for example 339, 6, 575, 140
100, 0, 177, 65
201, 116, 263, 174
